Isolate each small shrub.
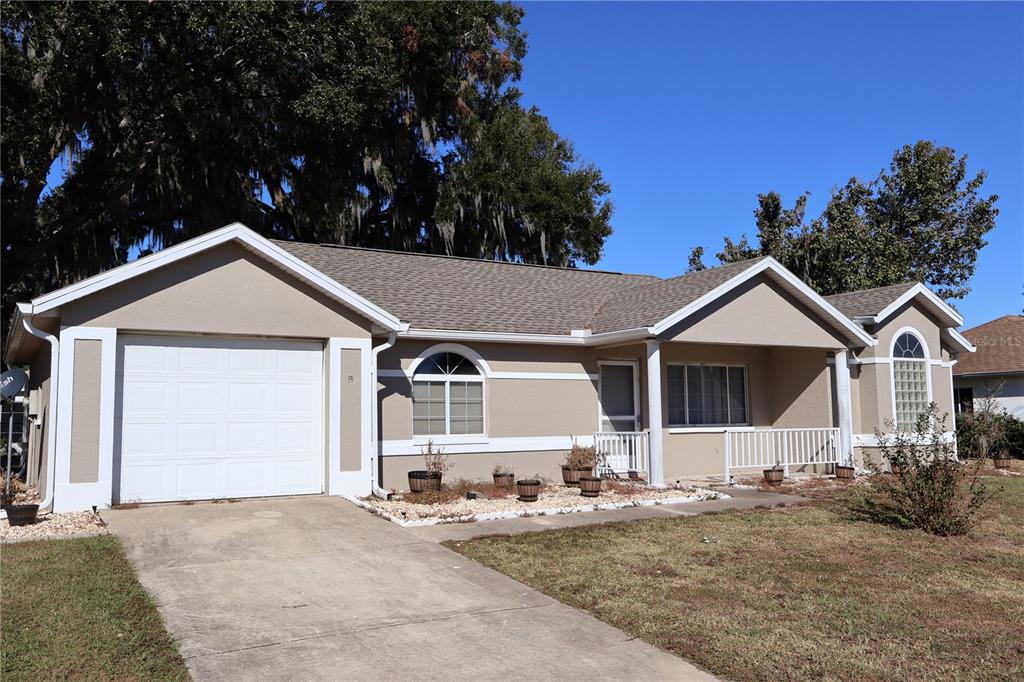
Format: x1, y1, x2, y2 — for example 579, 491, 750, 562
873, 404, 987, 536
421, 440, 452, 477
564, 438, 603, 469
999, 413, 1024, 458
955, 390, 1007, 458
492, 463, 513, 475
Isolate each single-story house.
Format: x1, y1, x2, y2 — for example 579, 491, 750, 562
5, 223, 976, 512
953, 315, 1024, 418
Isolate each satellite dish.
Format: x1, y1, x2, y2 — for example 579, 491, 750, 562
1, 368, 28, 401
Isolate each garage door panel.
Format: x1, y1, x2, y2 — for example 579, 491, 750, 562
177, 382, 219, 411
117, 335, 323, 503
123, 381, 170, 414
121, 464, 166, 501
177, 423, 218, 454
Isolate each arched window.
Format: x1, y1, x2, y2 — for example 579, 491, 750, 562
892, 331, 929, 429
412, 352, 484, 436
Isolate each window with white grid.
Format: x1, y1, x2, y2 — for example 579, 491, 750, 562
412, 352, 484, 436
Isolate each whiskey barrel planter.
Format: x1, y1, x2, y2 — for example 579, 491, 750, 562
408, 470, 441, 493
579, 476, 602, 498
493, 472, 515, 488
763, 468, 784, 484
3, 503, 39, 526
835, 465, 855, 480
516, 479, 541, 502
993, 454, 1012, 470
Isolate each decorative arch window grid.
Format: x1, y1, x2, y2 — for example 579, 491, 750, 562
412, 352, 484, 436
892, 332, 929, 429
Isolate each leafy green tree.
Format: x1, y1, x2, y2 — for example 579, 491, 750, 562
690, 141, 999, 299
1, 1, 613, 337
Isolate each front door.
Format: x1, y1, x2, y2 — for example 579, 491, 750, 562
598, 361, 640, 432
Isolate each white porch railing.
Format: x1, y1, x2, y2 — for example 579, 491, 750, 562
594, 431, 650, 476
724, 427, 840, 483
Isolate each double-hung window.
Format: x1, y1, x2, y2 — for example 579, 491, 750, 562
412, 352, 484, 436
667, 364, 747, 426
892, 331, 929, 429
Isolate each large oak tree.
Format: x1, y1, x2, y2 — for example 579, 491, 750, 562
1, 1, 613, 338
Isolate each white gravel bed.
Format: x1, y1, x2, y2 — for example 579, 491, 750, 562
355, 485, 725, 527
1, 511, 108, 544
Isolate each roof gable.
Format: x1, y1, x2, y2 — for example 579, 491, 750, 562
24, 223, 404, 331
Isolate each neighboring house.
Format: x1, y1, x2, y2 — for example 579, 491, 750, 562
4, 223, 976, 512
953, 315, 1024, 418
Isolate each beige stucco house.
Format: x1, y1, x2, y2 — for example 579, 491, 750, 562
5, 223, 976, 512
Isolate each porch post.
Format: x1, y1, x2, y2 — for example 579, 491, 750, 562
833, 349, 854, 467
645, 340, 665, 486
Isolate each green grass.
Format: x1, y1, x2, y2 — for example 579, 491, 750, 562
1, 535, 189, 681
448, 472, 1024, 681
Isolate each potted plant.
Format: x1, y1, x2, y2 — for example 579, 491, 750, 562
1, 474, 40, 526
408, 441, 449, 493
561, 439, 600, 486
992, 448, 1012, 470
835, 463, 855, 480
492, 464, 515, 488
516, 478, 541, 502
763, 464, 784, 484
579, 476, 602, 498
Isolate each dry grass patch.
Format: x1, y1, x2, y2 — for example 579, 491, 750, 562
449, 471, 1024, 681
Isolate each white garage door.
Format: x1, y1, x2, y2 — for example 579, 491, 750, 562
116, 335, 324, 503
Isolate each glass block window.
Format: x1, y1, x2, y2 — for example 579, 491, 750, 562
667, 365, 748, 426
412, 353, 484, 436
892, 331, 929, 429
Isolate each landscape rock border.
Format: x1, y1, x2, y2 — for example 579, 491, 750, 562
352, 487, 726, 527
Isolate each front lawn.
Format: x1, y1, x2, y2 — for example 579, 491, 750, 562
1, 535, 189, 681
448, 470, 1024, 681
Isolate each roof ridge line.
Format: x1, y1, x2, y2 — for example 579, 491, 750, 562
272, 239, 659, 279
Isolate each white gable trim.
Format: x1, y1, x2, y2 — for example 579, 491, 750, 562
649, 257, 877, 347
28, 223, 405, 331
942, 327, 976, 354
870, 283, 963, 327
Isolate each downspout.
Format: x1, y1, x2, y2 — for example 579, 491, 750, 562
369, 331, 397, 499
20, 309, 59, 512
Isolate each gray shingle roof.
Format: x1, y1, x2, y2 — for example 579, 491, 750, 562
274, 241, 658, 335
823, 282, 917, 319
275, 240, 897, 338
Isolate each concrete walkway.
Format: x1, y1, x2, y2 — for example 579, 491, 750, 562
105, 496, 718, 681
407, 487, 805, 543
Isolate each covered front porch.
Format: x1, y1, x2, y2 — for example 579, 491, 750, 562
590, 339, 855, 485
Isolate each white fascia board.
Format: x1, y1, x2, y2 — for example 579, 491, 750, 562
28, 222, 404, 331
398, 328, 589, 345
396, 326, 654, 347
871, 283, 964, 327
942, 327, 976, 354
3, 305, 28, 364
649, 257, 877, 347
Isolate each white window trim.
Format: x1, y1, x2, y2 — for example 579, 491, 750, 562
889, 326, 933, 432
597, 360, 641, 432
411, 350, 487, 439
665, 361, 750, 428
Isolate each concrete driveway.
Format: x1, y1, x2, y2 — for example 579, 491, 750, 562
105, 496, 713, 681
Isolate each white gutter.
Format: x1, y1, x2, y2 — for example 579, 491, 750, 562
18, 305, 59, 512
369, 331, 397, 499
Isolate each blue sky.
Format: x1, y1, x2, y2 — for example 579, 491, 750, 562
516, 1, 1022, 328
